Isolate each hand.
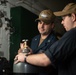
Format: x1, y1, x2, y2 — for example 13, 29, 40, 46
18, 48, 22, 54
14, 53, 27, 64
17, 43, 25, 53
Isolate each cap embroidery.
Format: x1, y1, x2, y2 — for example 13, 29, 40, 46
40, 14, 47, 18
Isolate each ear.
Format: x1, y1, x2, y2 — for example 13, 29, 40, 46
71, 13, 76, 21
51, 23, 54, 28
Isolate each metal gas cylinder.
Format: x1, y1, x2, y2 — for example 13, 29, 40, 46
13, 39, 39, 73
